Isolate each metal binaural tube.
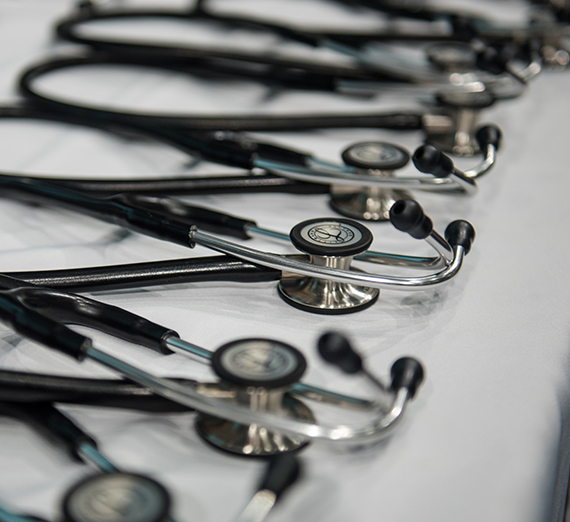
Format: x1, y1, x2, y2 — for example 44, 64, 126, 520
84, 344, 412, 444
194, 229, 467, 290
163, 336, 377, 410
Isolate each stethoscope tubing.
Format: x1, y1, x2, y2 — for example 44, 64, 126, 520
0, 174, 465, 291
0, 275, 409, 444
18, 54, 426, 132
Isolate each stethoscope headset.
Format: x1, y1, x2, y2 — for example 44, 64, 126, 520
0, 392, 303, 522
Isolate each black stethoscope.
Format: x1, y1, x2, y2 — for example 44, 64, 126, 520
0, 163, 476, 314
18, 50, 511, 159
0, 273, 425, 456
0, 395, 302, 522
0, 103, 500, 225
55, 0, 549, 87
18, 2, 522, 160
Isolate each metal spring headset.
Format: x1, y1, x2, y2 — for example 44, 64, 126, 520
0, 273, 425, 456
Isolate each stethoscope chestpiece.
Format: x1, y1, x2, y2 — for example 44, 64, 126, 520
195, 339, 315, 457
278, 218, 379, 314
61, 473, 171, 522
426, 42, 477, 73
330, 142, 411, 221
428, 90, 496, 157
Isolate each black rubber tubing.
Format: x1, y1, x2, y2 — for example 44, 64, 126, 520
0, 370, 193, 412
18, 55, 425, 132
5, 256, 282, 293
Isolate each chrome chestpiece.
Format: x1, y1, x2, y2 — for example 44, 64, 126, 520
427, 90, 497, 156
278, 218, 380, 313
194, 335, 425, 457
331, 142, 411, 221
196, 339, 313, 456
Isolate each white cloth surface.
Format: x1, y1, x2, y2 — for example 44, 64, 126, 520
0, 1, 568, 522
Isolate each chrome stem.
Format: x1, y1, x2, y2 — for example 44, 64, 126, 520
77, 442, 120, 473
236, 491, 277, 522
255, 158, 463, 192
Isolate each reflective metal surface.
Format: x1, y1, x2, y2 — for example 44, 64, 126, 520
329, 166, 410, 221
196, 392, 314, 456
194, 229, 467, 291
85, 344, 412, 445
236, 490, 277, 522
278, 255, 379, 314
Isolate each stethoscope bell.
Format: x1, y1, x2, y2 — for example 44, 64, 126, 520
195, 339, 314, 457
426, 42, 477, 73
62, 473, 172, 522
330, 142, 411, 221
278, 218, 379, 314
427, 90, 496, 157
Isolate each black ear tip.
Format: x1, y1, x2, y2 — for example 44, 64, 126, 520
413, 145, 454, 177
412, 145, 440, 173
390, 357, 424, 398
389, 199, 433, 240
475, 125, 502, 151
445, 220, 476, 254
389, 199, 423, 230
318, 332, 362, 374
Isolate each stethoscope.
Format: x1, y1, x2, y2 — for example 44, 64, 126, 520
0, 273, 425, 455
329, 0, 569, 70
18, 51, 511, 157
54, 0, 549, 88
0, 163, 475, 313
0, 396, 302, 522
0, 103, 500, 223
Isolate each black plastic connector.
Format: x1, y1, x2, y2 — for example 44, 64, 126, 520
258, 453, 301, 501
476, 47, 509, 75
0, 402, 97, 462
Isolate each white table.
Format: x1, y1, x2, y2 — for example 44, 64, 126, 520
0, 2, 568, 521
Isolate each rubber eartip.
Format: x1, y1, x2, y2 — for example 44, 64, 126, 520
390, 358, 424, 399
389, 199, 433, 240
444, 220, 476, 254
317, 332, 362, 374
475, 125, 502, 151
259, 453, 301, 501
412, 145, 454, 177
